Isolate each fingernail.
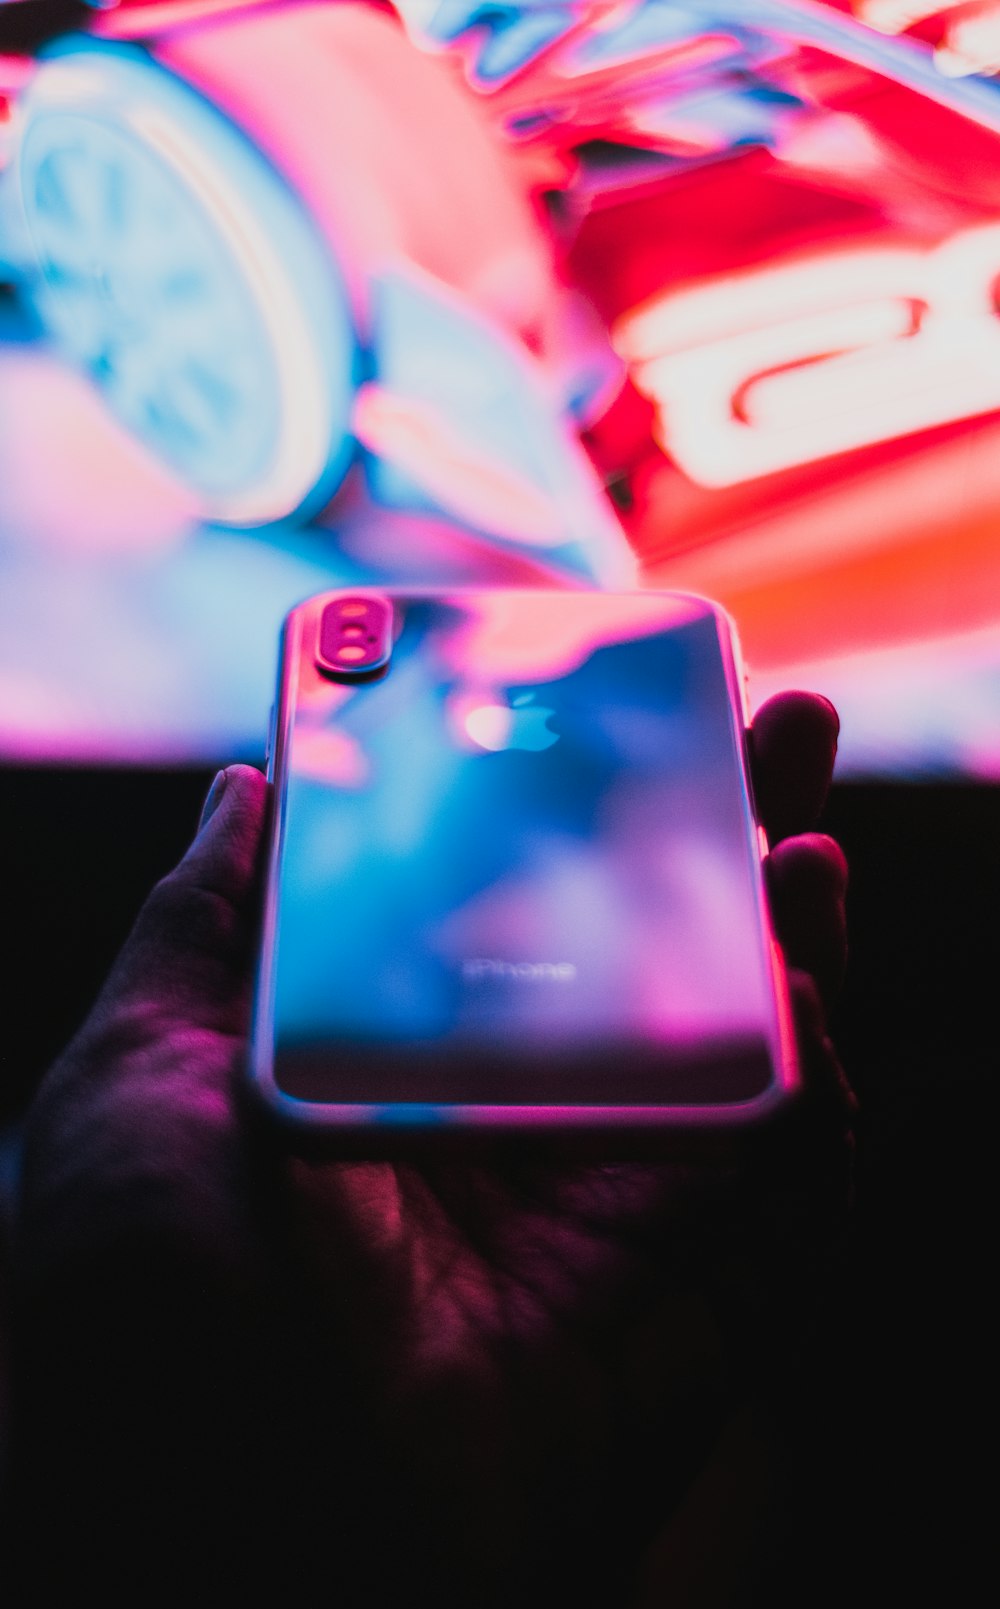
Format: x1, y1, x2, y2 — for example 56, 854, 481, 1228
198, 769, 228, 835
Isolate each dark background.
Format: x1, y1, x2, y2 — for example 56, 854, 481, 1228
1, 768, 994, 1599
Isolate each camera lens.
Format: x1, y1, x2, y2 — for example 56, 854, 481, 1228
316, 595, 393, 681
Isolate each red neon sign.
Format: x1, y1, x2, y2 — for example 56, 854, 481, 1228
614, 219, 1000, 485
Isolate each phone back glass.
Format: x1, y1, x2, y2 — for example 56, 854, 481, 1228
255, 591, 791, 1123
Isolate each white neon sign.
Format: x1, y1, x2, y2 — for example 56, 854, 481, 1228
614, 220, 1000, 487
857, 1, 961, 33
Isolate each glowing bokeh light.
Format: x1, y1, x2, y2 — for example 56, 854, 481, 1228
14, 38, 357, 524
615, 221, 1000, 486
1, 0, 999, 772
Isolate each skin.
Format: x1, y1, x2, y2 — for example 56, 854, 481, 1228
11, 692, 851, 1607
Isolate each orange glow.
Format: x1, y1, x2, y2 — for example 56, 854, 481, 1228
646, 437, 1000, 670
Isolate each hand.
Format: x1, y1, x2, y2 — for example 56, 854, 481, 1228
13, 693, 851, 1607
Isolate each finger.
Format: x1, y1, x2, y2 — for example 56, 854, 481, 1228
786, 968, 858, 1162
767, 833, 848, 1012
91, 764, 269, 1034
750, 692, 839, 844
181, 763, 269, 906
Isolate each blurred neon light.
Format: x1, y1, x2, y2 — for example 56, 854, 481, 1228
857, 1, 963, 34
95, 0, 283, 39
18, 64, 107, 101
404, 0, 1000, 141
401, 0, 786, 164
359, 267, 634, 584
615, 221, 1000, 486
157, 4, 553, 340
935, 6, 1000, 78
16, 43, 356, 524
396, 0, 759, 94
745, 0, 1000, 135
0, 54, 36, 93
394, 0, 581, 84
128, 103, 333, 523
354, 383, 569, 548
0, 345, 199, 553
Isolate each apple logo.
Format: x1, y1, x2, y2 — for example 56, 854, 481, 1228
465, 692, 559, 753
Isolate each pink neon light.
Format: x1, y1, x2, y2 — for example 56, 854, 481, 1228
0, 53, 34, 109
0, 350, 197, 554
0, 53, 34, 85
154, 4, 553, 341
93, 0, 283, 40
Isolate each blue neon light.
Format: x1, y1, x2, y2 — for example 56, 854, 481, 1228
412, 0, 577, 84
13, 38, 359, 525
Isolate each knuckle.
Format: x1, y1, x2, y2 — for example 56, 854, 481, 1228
142, 871, 242, 960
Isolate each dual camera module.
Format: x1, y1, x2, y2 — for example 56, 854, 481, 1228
316, 596, 394, 681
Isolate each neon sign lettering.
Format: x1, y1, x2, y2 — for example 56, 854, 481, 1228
934, 6, 1000, 79
614, 220, 1000, 487
857, 1, 960, 32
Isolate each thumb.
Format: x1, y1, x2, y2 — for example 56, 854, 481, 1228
176, 762, 268, 907
89, 763, 269, 1036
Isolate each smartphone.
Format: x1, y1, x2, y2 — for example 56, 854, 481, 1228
249, 588, 798, 1152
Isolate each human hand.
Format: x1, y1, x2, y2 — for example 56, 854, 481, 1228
13, 692, 850, 1607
